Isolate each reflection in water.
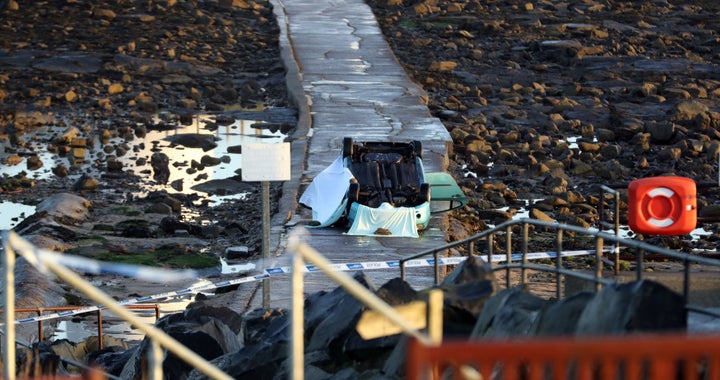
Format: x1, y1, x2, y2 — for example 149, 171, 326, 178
0, 201, 36, 230
4, 115, 288, 342
0, 115, 288, 229
114, 115, 285, 195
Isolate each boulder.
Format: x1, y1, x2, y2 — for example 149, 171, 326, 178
188, 341, 287, 380
305, 272, 374, 354
243, 308, 289, 345
438, 255, 496, 336
535, 291, 595, 336
471, 287, 548, 338
117, 306, 244, 379
150, 152, 170, 185
343, 278, 418, 361
575, 280, 687, 335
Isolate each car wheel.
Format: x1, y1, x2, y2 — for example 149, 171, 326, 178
347, 182, 360, 218
412, 140, 422, 158
418, 183, 431, 203
343, 137, 354, 158
348, 182, 360, 203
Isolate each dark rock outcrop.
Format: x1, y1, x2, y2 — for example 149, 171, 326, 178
118, 306, 244, 379
23, 261, 689, 379
472, 279, 687, 340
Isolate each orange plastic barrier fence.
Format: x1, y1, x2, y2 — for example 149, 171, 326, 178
407, 333, 720, 380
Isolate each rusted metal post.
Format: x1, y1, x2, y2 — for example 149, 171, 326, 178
612, 190, 620, 266
37, 309, 43, 342
595, 236, 604, 292
98, 309, 103, 349
505, 225, 512, 288
683, 258, 690, 303
555, 229, 563, 300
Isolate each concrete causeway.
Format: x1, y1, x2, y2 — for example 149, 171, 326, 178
234, 0, 457, 312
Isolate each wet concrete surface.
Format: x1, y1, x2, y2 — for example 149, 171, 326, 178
233, 0, 456, 312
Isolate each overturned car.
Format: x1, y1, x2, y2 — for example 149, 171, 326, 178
299, 138, 466, 237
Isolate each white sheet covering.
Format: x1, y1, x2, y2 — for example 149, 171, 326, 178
347, 202, 419, 238
299, 154, 355, 226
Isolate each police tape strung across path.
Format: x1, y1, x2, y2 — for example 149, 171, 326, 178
3, 231, 604, 325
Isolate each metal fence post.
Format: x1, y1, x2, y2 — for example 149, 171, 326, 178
291, 248, 304, 380
262, 180, 271, 308
6, 231, 232, 380
149, 339, 163, 380
2, 231, 16, 380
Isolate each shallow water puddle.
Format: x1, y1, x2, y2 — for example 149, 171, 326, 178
0, 114, 288, 230
0, 201, 36, 230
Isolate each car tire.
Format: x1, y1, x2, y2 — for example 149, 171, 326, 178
412, 140, 422, 158
343, 137, 354, 158
418, 183, 431, 203
348, 182, 360, 203
347, 182, 360, 217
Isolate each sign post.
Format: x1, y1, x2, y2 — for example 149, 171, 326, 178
241, 142, 291, 308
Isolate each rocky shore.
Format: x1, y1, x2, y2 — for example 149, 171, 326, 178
366, 0, 720, 252
2, 0, 720, 378
0, 0, 290, 348
3, 0, 720, 282
0, 0, 289, 258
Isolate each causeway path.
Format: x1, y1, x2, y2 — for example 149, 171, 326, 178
233, 0, 458, 312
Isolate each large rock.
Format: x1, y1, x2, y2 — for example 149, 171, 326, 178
471, 287, 548, 338
117, 306, 244, 380
188, 340, 287, 380
305, 272, 374, 354
342, 278, 417, 361
0, 233, 70, 342
471, 280, 687, 340
438, 255, 496, 336
534, 291, 595, 336
242, 307, 289, 345
150, 152, 170, 185
24, 192, 92, 227
575, 280, 687, 335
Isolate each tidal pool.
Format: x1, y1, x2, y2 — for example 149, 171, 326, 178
0, 113, 289, 230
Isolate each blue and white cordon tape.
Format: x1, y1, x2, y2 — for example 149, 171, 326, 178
3, 230, 602, 325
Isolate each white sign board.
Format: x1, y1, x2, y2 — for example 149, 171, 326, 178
242, 142, 291, 181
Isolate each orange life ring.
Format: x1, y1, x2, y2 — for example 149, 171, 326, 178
627, 176, 696, 235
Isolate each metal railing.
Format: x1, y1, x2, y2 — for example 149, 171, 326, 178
399, 217, 720, 319
0, 304, 160, 349
400, 211, 720, 379
407, 332, 720, 379
287, 228, 444, 380
1, 230, 233, 380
